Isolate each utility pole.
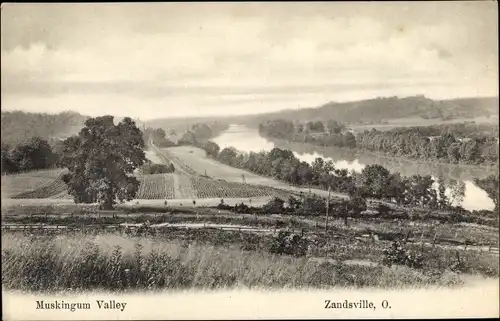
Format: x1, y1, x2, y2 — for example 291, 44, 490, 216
325, 185, 331, 234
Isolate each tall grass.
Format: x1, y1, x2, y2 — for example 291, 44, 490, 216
2, 233, 464, 293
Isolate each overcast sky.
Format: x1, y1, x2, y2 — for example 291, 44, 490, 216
1, 2, 498, 120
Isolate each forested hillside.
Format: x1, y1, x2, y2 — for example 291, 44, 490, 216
1, 111, 89, 145
244, 96, 499, 125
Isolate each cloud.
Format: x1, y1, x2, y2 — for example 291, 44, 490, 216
1, 2, 498, 118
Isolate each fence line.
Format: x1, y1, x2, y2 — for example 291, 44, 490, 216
2, 223, 498, 254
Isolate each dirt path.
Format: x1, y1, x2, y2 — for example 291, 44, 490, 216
172, 174, 183, 199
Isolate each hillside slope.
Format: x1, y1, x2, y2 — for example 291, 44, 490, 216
242, 96, 499, 125
1, 111, 89, 145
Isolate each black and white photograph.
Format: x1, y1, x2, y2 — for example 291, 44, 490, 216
1, 2, 499, 319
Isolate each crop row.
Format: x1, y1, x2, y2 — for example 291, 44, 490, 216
11, 173, 68, 199
191, 177, 291, 199
1, 169, 67, 197
136, 174, 176, 199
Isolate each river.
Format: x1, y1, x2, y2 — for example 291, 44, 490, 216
213, 125, 497, 211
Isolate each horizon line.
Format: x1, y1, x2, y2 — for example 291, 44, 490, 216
1, 94, 498, 122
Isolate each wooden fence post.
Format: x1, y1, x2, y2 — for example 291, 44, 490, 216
325, 186, 331, 234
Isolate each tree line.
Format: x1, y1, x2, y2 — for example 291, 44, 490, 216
201, 142, 487, 213
395, 123, 499, 139
143, 122, 229, 148
259, 119, 499, 165
1, 137, 63, 174
1, 111, 88, 146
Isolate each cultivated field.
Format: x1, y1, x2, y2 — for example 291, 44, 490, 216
136, 174, 176, 199
157, 145, 337, 199
1, 146, 298, 202
165, 146, 279, 184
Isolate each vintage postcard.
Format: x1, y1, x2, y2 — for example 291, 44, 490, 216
1, 1, 499, 320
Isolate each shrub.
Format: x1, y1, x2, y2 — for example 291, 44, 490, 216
298, 195, 327, 216
141, 162, 175, 174
269, 231, 308, 257
382, 240, 424, 269
377, 204, 391, 215
234, 202, 250, 213
262, 197, 285, 214
287, 196, 302, 211
216, 199, 231, 210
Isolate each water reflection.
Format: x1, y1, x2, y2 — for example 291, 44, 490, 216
213, 125, 274, 153
213, 125, 497, 211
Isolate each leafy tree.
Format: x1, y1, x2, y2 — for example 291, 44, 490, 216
447, 142, 461, 163
405, 174, 436, 207
203, 141, 220, 158
327, 120, 344, 134
341, 195, 367, 226
358, 164, 392, 199
342, 132, 356, 148
294, 195, 323, 215
437, 177, 450, 209
60, 116, 146, 209
153, 128, 166, 142
474, 175, 499, 212
218, 147, 238, 166
177, 131, 199, 146
1, 143, 17, 174
191, 123, 213, 141
448, 179, 466, 206
10, 137, 55, 172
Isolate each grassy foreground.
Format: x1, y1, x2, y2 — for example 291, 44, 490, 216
2, 232, 466, 293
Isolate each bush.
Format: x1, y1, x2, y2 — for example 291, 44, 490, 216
298, 195, 327, 216
234, 202, 250, 213
262, 197, 285, 214
382, 240, 424, 269
377, 204, 391, 215
141, 162, 175, 174
216, 199, 232, 210
287, 196, 302, 211
269, 231, 308, 257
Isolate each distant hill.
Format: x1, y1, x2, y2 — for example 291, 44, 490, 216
145, 117, 232, 137
1, 111, 89, 146
241, 95, 500, 125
